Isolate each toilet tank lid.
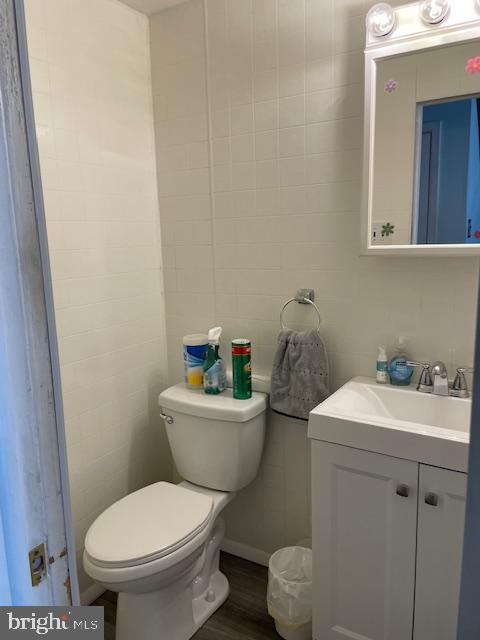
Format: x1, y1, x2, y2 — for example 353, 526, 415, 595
159, 384, 268, 422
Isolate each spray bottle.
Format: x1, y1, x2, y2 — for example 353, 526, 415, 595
204, 327, 227, 394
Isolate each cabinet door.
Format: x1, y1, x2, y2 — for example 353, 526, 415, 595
414, 465, 467, 640
311, 441, 418, 640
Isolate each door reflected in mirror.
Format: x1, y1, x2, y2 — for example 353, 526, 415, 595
416, 96, 480, 245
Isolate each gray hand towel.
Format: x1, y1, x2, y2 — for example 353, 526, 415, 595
270, 329, 329, 421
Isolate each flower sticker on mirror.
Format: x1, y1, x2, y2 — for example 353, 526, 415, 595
466, 57, 480, 74
382, 223, 395, 237
384, 79, 398, 93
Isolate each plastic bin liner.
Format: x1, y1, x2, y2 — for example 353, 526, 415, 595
267, 546, 312, 627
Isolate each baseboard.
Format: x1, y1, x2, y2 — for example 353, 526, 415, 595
221, 538, 271, 567
81, 582, 105, 606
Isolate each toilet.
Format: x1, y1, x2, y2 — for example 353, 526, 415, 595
83, 383, 267, 640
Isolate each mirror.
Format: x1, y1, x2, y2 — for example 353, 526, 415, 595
363, 2, 480, 255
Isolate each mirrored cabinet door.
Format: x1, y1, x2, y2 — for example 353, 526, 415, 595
362, 1, 480, 255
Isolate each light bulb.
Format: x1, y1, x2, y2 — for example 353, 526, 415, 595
366, 3, 396, 37
418, 0, 450, 24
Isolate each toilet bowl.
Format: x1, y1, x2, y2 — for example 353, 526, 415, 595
84, 481, 234, 640
84, 384, 267, 640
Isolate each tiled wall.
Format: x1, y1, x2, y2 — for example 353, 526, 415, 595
150, 0, 479, 559
25, 0, 171, 600
150, 0, 214, 360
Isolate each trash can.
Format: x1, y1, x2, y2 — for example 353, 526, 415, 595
267, 546, 312, 640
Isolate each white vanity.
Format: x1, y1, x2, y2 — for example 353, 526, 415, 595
308, 378, 471, 640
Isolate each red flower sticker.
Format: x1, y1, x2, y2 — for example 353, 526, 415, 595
466, 57, 480, 74
474, 230, 480, 239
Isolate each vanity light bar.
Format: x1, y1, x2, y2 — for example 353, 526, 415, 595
366, 3, 397, 37
366, 0, 480, 38
418, 0, 450, 24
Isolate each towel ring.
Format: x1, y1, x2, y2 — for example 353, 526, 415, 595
280, 291, 321, 331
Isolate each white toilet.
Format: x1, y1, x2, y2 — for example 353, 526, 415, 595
83, 383, 267, 640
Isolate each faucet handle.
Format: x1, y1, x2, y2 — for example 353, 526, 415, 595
407, 360, 430, 368
451, 367, 473, 398
407, 361, 433, 393
456, 366, 473, 374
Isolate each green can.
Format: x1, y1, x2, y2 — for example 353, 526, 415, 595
232, 339, 252, 399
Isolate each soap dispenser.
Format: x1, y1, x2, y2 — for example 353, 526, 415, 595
388, 336, 414, 386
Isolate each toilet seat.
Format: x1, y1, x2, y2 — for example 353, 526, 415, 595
84, 482, 213, 569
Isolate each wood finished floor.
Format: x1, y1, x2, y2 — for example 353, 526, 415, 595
93, 552, 279, 640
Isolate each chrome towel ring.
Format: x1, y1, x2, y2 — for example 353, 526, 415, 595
280, 289, 321, 331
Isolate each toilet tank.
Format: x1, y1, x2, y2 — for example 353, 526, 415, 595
159, 384, 267, 492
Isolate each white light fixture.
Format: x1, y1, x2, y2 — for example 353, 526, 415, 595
418, 0, 450, 24
366, 3, 396, 37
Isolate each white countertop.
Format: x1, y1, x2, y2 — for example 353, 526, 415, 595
307, 377, 471, 472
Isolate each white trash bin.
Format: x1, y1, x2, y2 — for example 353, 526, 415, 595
267, 546, 312, 640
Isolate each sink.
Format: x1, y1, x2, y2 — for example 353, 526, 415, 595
308, 377, 471, 472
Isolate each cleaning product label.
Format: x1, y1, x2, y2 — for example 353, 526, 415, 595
184, 343, 208, 387
376, 360, 388, 384
232, 339, 252, 399
204, 360, 227, 394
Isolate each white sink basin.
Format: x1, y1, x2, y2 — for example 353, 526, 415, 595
308, 377, 471, 471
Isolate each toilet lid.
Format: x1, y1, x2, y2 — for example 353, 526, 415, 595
84, 482, 213, 568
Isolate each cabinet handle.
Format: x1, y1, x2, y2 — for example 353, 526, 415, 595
425, 492, 439, 507
396, 484, 410, 498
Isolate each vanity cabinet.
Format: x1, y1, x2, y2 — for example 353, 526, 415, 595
312, 441, 466, 640
414, 465, 467, 640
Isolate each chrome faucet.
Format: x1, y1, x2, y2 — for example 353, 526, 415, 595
431, 361, 449, 396
407, 361, 472, 398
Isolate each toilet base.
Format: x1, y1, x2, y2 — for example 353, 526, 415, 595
116, 564, 228, 640
192, 568, 229, 629
115, 517, 229, 640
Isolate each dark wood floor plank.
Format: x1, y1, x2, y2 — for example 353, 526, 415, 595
92, 552, 279, 640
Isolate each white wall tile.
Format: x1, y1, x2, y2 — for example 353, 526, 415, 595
25, 0, 171, 598
279, 94, 305, 128
212, 137, 231, 165
279, 126, 305, 157
230, 104, 254, 135
255, 131, 279, 161
231, 134, 255, 163
256, 160, 279, 189
254, 100, 279, 132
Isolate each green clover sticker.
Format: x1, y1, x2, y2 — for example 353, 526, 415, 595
382, 223, 395, 237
